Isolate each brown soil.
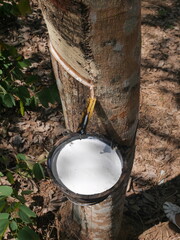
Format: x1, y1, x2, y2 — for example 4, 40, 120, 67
0, 0, 179, 239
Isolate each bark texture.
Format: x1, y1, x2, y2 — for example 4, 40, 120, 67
39, 0, 141, 239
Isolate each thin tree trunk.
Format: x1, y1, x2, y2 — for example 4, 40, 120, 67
39, 0, 141, 239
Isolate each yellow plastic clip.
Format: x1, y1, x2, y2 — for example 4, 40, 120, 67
77, 97, 96, 134
87, 97, 96, 120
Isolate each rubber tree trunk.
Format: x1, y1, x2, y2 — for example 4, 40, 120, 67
39, 0, 141, 239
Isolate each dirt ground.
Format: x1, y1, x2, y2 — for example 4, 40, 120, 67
0, 0, 179, 239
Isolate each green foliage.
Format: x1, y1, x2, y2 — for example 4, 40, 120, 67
16, 153, 26, 161
0, 213, 9, 238
33, 163, 45, 181
9, 220, 18, 231
0, 0, 31, 22
0, 186, 13, 197
0, 42, 61, 115
0, 153, 45, 239
6, 172, 14, 184
18, 226, 40, 240
0, 1, 61, 115
19, 205, 36, 223
0, 42, 33, 113
17, 0, 31, 16
0, 3, 59, 237
36, 84, 61, 108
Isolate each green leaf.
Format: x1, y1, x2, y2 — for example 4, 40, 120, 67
16, 154, 26, 161
15, 195, 26, 204
10, 2, 20, 17
0, 81, 9, 92
33, 163, 45, 181
0, 219, 9, 238
16, 155, 33, 172
26, 75, 39, 84
12, 67, 24, 80
24, 159, 34, 170
20, 100, 24, 116
18, 205, 36, 223
17, 162, 29, 172
18, 60, 31, 68
0, 172, 4, 177
6, 172, 14, 184
0, 186, 13, 197
49, 84, 61, 103
10, 220, 18, 231
2, 93, 16, 107
4, 63, 12, 69
9, 202, 21, 212
36, 84, 60, 108
18, 86, 30, 100
0, 87, 7, 96
0, 156, 10, 168
36, 88, 50, 108
22, 190, 33, 195
16, 56, 23, 62
18, 226, 39, 240
0, 213, 9, 220
0, 200, 6, 212
7, 45, 18, 58
29, 96, 38, 108
0, 213, 9, 237
0, 196, 6, 202
18, 209, 30, 223
17, 0, 32, 16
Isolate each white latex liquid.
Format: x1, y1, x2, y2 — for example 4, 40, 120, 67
55, 138, 123, 195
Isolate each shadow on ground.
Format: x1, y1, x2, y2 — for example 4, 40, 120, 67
142, 0, 180, 29
120, 175, 180, 239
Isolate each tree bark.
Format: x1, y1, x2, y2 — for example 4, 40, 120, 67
39, 0, 141, 239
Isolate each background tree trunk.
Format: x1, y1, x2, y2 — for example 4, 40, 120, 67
39, 0, 141, 239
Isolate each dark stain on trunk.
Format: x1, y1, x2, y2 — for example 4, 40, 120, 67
42, 0, 94, 60
79, 3, 94, 60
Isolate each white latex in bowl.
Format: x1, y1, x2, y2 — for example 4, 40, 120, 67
55, 138, 123, 195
